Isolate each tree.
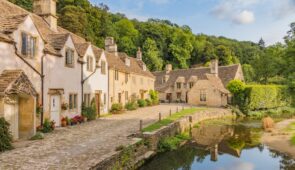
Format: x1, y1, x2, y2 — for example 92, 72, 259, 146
285, 22, 295, 42
168, 29, 194, 69
227, 80, 246, 94
258, 38, 266, 49
242, 64, 255, 83
216, 45, 234, 65
8, 0, 32, 11
58, 5, 87, 37
142, 38, 163, 71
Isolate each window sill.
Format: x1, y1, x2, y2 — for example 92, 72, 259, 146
65, 64, 75, 68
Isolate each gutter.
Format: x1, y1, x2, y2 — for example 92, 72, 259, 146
13, 42, 45, 126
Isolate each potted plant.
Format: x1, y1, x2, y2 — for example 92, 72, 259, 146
61, 102, 69, 110
61, 117, 67, 127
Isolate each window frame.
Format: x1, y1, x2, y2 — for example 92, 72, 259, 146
69, 93, 78, 111
21, 31, 37, 58
177, 92, 182, 99
83, 93, 91, 107
176, 82, 182, 89
200, 90, 207, 102
65, 48, 75, 68
87, 55, 94, 72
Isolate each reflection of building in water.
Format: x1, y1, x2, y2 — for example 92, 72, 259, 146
192, 125, 242, 161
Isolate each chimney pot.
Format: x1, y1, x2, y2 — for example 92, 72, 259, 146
165, 64, 172, 73
105, 37, 118, 56
33, 0, 57, 32
210, 59, 218, 77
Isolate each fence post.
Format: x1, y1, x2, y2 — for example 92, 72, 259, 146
182, 106, 184, 110
177, 107, 179, 113
139, 120, 143, 132
169, 109, 172, 117
159, 112, 162, 121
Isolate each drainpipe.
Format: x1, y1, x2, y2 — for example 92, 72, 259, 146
13, 42, 45, 126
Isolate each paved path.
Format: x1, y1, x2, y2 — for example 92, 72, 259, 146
0, 104, 196, 170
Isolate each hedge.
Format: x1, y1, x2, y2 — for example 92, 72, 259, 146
0, 118, 13, 152
234, 85, 292, 112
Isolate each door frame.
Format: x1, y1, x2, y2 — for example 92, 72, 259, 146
95, 92, 101, 117
49, 94, 61, 126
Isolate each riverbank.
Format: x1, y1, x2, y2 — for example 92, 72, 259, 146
261, 119, 295, 159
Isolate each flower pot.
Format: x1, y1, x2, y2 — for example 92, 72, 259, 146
61, 120, 67, 127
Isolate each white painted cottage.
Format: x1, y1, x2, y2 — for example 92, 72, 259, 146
0, 0, 109, 138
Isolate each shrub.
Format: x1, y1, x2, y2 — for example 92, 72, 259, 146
39, 119, 55, 133
158, 134, 190, 152
0, 118, 13, 152
82, 107, 96, 121
149, 90, 159, 105
30, 132, 44, 140
125, 102, 138, 111
145, 99, 152, 106
137, 99, 147, 107
227, 80, 246, 94
111, 103, 124, 114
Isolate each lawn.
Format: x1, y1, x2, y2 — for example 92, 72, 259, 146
142, 108, 204, 132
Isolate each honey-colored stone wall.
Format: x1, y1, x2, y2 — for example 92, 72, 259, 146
19, 96, 35, 139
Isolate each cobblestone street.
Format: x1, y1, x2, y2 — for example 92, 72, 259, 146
0, 104, 200, 170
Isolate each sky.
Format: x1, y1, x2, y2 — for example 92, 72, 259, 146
89, 0, 295, 45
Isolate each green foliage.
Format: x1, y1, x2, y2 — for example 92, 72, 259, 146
0, 118, 13, 152
242, 64, 255, 83
142, 108, 202, 132
158, 133, 191, 153
142, 38, 163, 71
137, 99, 147, 107
82, 106, 96, 121
149, 90, 159, 105
227, 137, 245, 151
8, 0, 32, 11
111, 103, 124, 114
40, 119, 55, 133
145, 99, 152, 106
291, 134, 295, 146
125, 102, 138, 111
30, 132, 44, 140
227, 80, 246, 94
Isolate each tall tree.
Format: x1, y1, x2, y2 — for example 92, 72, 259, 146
258, 38, 266, 49
142, 38, 163, 71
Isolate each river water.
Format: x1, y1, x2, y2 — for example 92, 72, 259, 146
140, 118, 295, 170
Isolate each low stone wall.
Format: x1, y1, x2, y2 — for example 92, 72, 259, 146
93, 108, 234, 169
142, 109, 234, 150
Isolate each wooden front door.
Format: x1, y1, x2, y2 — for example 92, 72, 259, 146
95, 93, 101, 117
50, 95, 61, 126
166, 93, 172, 103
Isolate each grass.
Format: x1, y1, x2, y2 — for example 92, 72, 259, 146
142, 108, 203, 132
158, 133, 191, 152
291, 135, 295, 145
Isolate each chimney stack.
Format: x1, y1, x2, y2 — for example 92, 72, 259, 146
210, 59, 218, 77
165, 64, 172, 73
136, 47, 142, 60
33, 0, 58, 32
105, 37, 118, 56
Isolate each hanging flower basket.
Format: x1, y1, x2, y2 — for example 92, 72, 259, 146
61, 102, 69, 110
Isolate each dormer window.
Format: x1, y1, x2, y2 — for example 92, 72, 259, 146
87, 56, 94, 72
101, 60, 106, 75
143, 64, 147, 71
125, 58, 130, 67
21, 32, 37, 58
65, 48, 74, 67
176, 82, 181, 89
189, 82, 194, 89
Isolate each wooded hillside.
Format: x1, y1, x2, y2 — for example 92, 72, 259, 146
8, 0, 295, 89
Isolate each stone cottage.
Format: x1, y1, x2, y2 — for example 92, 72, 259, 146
105, 37, 155, 108
0, 0, 109, 137
153, 60, 244, 107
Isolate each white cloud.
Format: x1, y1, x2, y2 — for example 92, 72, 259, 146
233, 10, 255, 24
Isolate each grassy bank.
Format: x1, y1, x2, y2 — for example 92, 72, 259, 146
247, 107, 295, 119
142, 108, 203, 132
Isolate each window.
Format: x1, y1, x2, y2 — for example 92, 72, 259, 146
104, 93, 106, 105
177, 92, 182, 99
101, 60, 106, 75
176, 82, 182, 89
200, 90, 206, 102
189, 82, 194, 89
125, 91, 129, 102
69, 94, 78, 110
162, 77, 166, 84
118, 93, 122, 103
87, 56, 94, 72
125, 73, 129, 83
84, 94, 91, 107
65, 48, 74, 67
115, 70, 119, 81
21, 32, 37, 58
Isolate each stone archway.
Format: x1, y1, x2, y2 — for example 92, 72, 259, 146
0, 70, 37, 140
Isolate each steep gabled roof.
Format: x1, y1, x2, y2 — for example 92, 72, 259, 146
0, 70, 37, 96
0, 14, 28, 33
153, 64, 241, 92
76, 42, 91, 57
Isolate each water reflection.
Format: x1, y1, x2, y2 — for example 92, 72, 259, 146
140, 119, 295, 170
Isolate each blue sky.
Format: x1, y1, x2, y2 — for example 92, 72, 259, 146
89, 0, 295, 45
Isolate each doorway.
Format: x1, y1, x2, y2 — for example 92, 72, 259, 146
166, 93, 172, 103
95, 93, 101, 117
50, 95, 61, 126
4, 101, 19, 140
